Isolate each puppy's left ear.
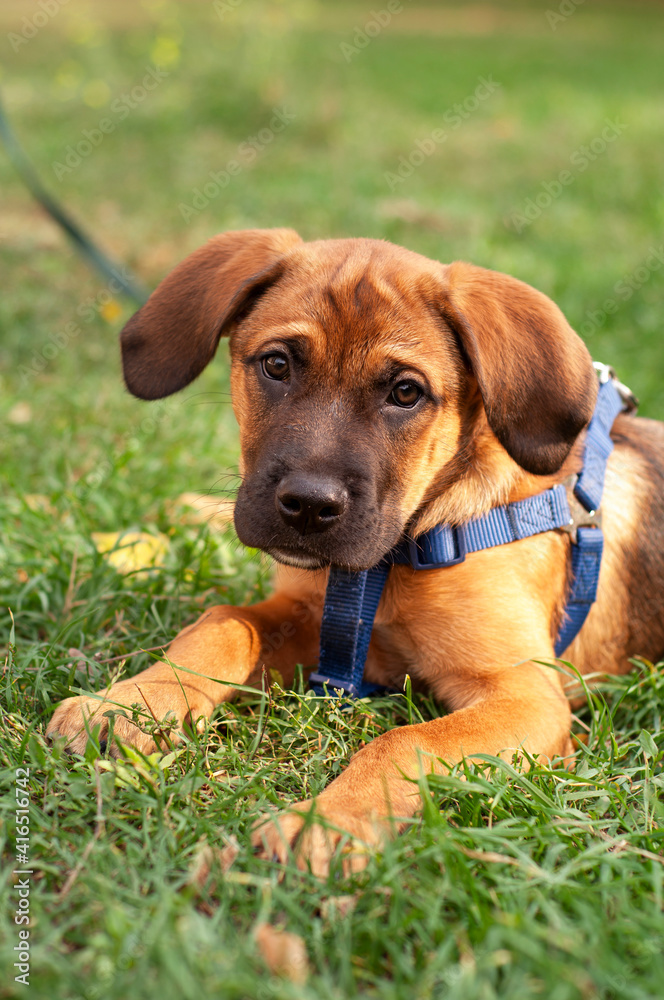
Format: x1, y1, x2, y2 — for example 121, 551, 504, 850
437, 262, 597, 475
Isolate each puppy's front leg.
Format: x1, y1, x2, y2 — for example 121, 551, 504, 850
253, 661, 572, 876
46, 591, 321, 756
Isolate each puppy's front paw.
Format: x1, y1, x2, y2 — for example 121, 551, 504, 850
251, 798, 388, 878
46, 678, 193, 757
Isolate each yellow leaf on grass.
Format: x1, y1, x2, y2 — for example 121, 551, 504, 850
25, 494, 57, 516
92, 530, 169, 576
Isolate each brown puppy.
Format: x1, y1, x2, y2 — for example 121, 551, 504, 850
47, 229, 664, 875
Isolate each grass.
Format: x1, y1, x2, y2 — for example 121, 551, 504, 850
1, 1, 664, 997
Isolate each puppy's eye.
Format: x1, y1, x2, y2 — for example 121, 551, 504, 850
389, 381, 422, 408
262, 353, 290, 381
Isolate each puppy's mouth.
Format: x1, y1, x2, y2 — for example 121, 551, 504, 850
267, 547, 329, 570
233, 468, 404, 572
237, 514, 402, 573
251, 526, 401, 572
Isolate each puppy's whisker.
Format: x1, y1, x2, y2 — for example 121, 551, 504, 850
185, 391, 233, 402
189, 400, 234, 407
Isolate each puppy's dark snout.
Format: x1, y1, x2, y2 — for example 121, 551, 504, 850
275, 475, 348, 535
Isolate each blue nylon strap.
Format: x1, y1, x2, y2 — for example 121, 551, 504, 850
309, 561, 391, 696
309, 374, 628, 695
554, 526, 604, 656
390, 484, 571, 570
553, 377, 627, 654
574, 378, 625, 512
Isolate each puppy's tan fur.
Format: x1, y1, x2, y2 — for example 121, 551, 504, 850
48, 229, 664, 875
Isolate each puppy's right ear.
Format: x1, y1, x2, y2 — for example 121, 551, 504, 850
120, 227, 302, 399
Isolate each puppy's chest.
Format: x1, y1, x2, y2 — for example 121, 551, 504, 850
364, 566, 478, 694
362, 536, 568, 699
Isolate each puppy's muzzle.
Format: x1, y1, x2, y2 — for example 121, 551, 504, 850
275, 474, 348, 535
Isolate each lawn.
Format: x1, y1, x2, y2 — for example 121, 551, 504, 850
1, 1, 663, 997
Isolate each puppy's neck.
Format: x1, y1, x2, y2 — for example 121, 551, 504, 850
410, 406, 585, 535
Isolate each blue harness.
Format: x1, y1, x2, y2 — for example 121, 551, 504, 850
309, 365, 636, 697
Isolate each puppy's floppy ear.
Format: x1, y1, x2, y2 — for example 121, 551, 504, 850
436, 261, 597, 475
120, 227, 302, 399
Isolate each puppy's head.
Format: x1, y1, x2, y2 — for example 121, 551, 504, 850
121, 228, 596, 570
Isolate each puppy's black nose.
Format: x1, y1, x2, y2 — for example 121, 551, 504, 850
275, 475, 348, 535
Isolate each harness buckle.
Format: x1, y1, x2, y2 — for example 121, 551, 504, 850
593, 362, 638, 412
308, 673, 387, 698
308, 673, 361, 697
407, 525, 467, 568
559, 474, 603, 544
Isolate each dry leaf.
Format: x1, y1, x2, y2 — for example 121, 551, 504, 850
8, 402, 32, 425
188, 836, 239, 891
254, 923, 309, 983
25, 494, 57, 515
320, 894, 358, 919
66, 647, 90, 672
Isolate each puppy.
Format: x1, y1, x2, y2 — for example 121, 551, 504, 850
47, 229, 664, 875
